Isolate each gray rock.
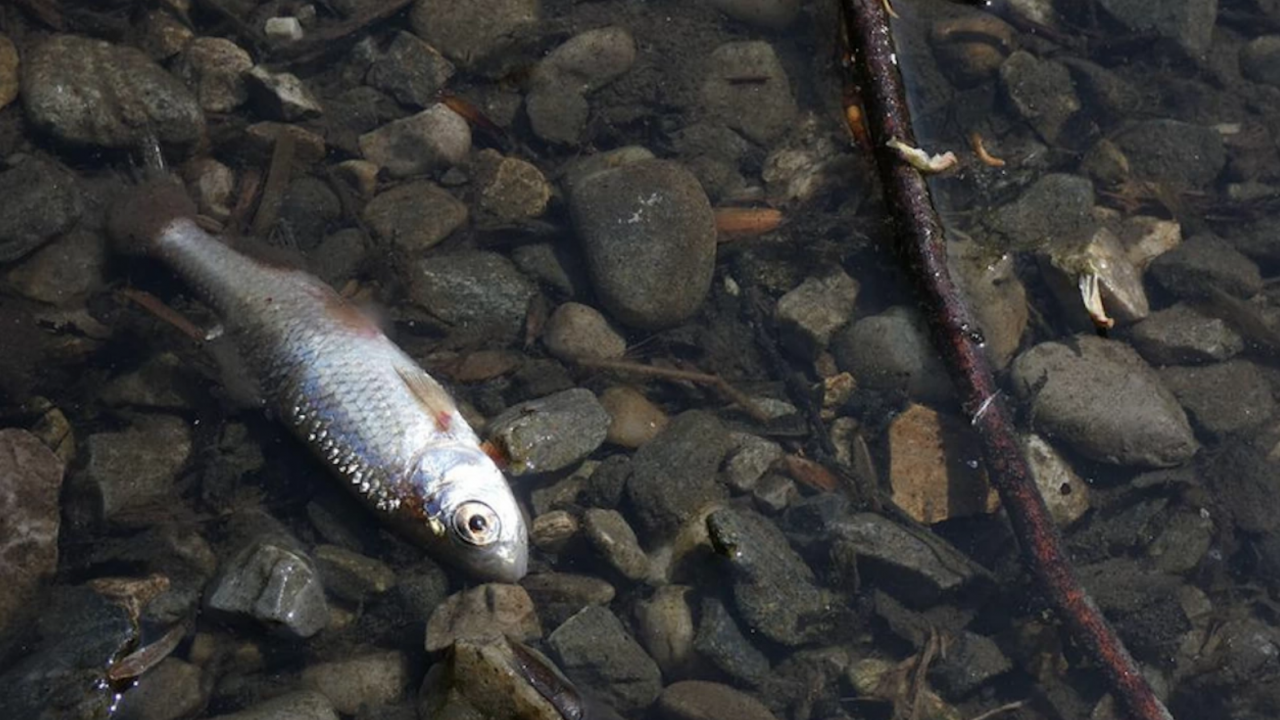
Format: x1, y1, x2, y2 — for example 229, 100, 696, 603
1097, 0, 1218, 57
700, 41, 797, 144
408, 250, 537, 341
831, 306, 952, 403
531, 509, 579, 553
707, 0, 802, 29
359, 103, 471, 177
626, 411, 731, 540
489, 388, 610, 474
207, 690, 338, 720
173, 37, 252, 112
825, 511, 992, 605
1127, 303, 1244, 365
1060, 57, 1140, 125
948, 234, 1028, 369
694, 596, 771, 686
547, 605, 663, 712
1160, 360, 1275, 439
583, 508, 650, 582
1147, 509, 1213, 573
600, 387, 669, 449
1204, 430, 1280, 534
999, 50, 1081, 145
244, 66, 322, 121
4, 229, 105, 306
83, 414, 193, 525
658, 681, 779, 720
276, 177, 340, 250
1111, 120, 1225, 191
420, 635, 565, 720
723, 433, 784, 493
569, 159, 716, 330
99, 352, 199, 410
313, 544, 396, 603
532, 26, 636, 94
472, 149, 552, 223
751, 473, 798, 514
1148, 233, 1262, 300
0, 429, 64, 633
364, 181, 467, 254
183, 157, 236, 222
311, 229, 368, 286
367, 31, 456, 108
113, 658, 206, 720
23, 34, 204, 148
391, 562, 450, 623
425, 583, 542, 652
542, 302, 627, 362
985, 173, 1096, 249
526, 84, 591, 145
774, 270, 859, 360
633, 585, 695, 676
0, 157, 83, 263
1241, 36, 1280, 87
706, 506, 827, 646
1078, 559, 1190, 660
1011, 336, 1198, 467
409, 0, 537, 70
511, 242, 591, 298
206, 527, 329, 638
929, 631, 1011, 696
300, 652, 409, 714
521, 572, 616, 629
0, 35, 16, 110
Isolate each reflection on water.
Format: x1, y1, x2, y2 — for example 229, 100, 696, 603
0, 0, 1278, 718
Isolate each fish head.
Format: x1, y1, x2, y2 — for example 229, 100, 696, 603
413, 444, 529, 583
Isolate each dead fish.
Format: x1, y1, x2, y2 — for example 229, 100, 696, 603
108, 179, 528, 582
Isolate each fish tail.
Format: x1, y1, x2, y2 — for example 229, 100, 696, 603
107, 177, 198, 256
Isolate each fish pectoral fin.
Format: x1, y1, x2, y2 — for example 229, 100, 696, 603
394, 365, 461, 433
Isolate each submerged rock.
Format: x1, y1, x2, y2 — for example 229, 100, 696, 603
205, 518, 329, 638
547, 605, 662, 712
0, 429, 65, 634
489, 388, 611, 474
0, 157, 84, 263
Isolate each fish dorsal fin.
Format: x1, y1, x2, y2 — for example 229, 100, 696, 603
395, 364, 463, 435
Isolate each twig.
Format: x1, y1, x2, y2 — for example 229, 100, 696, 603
119, 288, 208, 343
250, 129, 295, 238
837, 2, 1174, 720
574, 357, 771, 423
967, 700, 1027, 720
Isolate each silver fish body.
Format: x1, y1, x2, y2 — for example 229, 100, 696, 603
116, 190, 527, 582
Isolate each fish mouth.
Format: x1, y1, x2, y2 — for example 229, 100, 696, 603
466, 535, 529, 583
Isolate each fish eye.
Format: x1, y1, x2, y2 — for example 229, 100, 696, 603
453, 501, 501, 546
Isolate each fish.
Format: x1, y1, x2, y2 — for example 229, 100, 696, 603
108, 178, 528, 582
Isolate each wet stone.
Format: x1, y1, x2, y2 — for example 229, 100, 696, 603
1127, 303, 1244, 365
701, 41, 798, 145
1010, 335, 1198, 467
542, 302, 627, 362
0, 156, 83, 263
23, 34, 204, 148
1159, 360, 1275, 439
490, 388, 610, 474
183, 157, 236, 222
658, 681, 780, 720
569, 158, 717, 330
420, 635, 564, 720
426, 583, 542, 652
83, 414, 193, 525
1097, 0, 1217, 57
547, 605, 663, 713
521, 572, 616, 629
0, 429, 65, 633
311, 229, 368, 286
774, 270, 859, 360
0, 35, 17, 110
984, 172, 1096, 249
141, 11, 193, 61
300, 651, 409, 714
359, 103, 471, 178
531, 509, 579, 553
948, 234, 1028, 369
600, 386, 668, 449
313, 544, 396, 603
472, 149, 553, 223
511, 241, 591, 299
1111, 119, 1226, 191
583, 508, 651, 582
1023, 433, 1091, 527
723, 432, 784, 493
1148, 233, 1263, 300
206, 527, 329, 638
706, 506, 828, 646
4, 229, 106, 307
626, 411, 731, 539
532, 26, 636, 95
207, 690, 338, 720
831, 306, 952, 404
409, 0, 538, 71
1147, 508, 1214, 574
694, 596, 771, 686
174, 37, 252, 113
389, 561, 450, 624
888, 404, 996, 525
364, 181, 468, 254
114, 657, 206, 720
929, 14, 1017, 88
526, 84, 591, 145
929, 631, 1011, 697
634, 585, 695, 676
999, 50, 1081, 146
1078, 559, 1190, 661
1241, 35, 1280, 88
407, 250, 537, 341
367, 31, 456, 108
707, 0, 802, 29
276, 177, 340, 251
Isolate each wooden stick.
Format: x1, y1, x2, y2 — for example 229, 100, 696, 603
574, 357, 771, 423
837, 2, 1174, 719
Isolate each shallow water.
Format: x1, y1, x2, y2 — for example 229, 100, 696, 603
1, 0, 1279, 719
